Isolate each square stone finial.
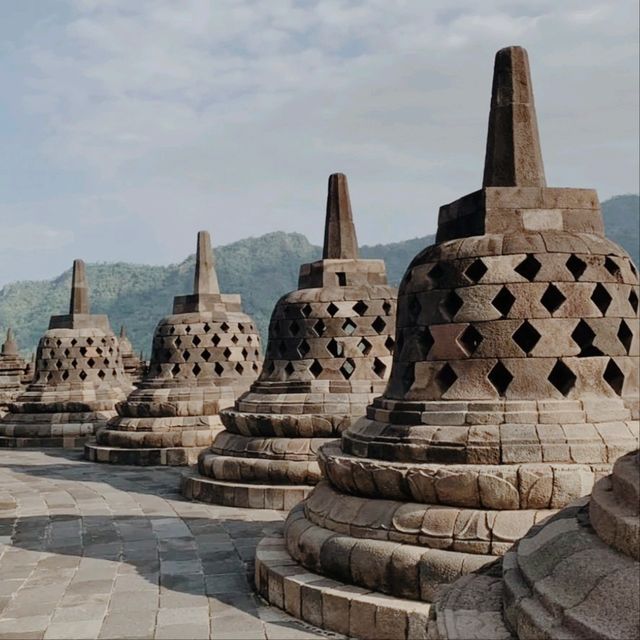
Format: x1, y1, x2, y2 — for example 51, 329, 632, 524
194, 230, 220, 296
69, 259, 90, 315
483, 46, 546, 188
323, 173, 359, 260
1, 328, 18, 356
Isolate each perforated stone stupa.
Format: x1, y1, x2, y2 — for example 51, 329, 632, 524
85, 231, 262, 466
254, 46, 639, 639
182, 174, 397, 510
0, 329, 27, 416
0, 260, 130, 448
118, 325, 146, 386
427, 449, 640, 640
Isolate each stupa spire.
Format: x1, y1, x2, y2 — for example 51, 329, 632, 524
119, 325, 127, 339
322, 173, 359, 259
69, 259, 90, 315
482, 46, 546, 187
193, 230, 220, 295
1, 328, 18, 356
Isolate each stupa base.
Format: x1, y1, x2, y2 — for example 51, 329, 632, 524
180, 469, 312, 510
0, 434, 91, 449
255, 533, 432, 640
84, 442, 206, 466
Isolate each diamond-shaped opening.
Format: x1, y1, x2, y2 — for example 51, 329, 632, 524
64, 348, 70, 357
617, 320, 633, 355
87, 358, 95, 368
231, 335, 239, 344
487, 361, 513, 396
402, 362, 415, 390
203, 323, 211, 333
548, 360, 576, 396
238, 324, 245, 333
55, 359, 63, 370
428, 263, 445, 284
571, 320, 603, 357
373, 357, 386, 378
340, 358, 356, 380
221, 322, 230, 332
169, 327, 175, 334
357, 338, 372, 355
297, 340, 311, 357
566, 254, 587, 280
408, 295, 422, 321
71, 339, 77, 346
591, 284, 612, 315
183, 350, 191, 361
440, 290, 464, 321
382, 301, 392, 315
603, 359, 624, 396
86, 338, 93, 346
353, 301, 369, 316
192, 363, 201, 376
185, 325, 191, 334
327, 303, 339, 317
604, 257, 621, 277
327, 338, 343, 357
301, 303, 313, 318
98, 370, 106, 379
247, 336, 253, 344
71, 359, 78, 368
385, 336, 395, 352
175, 337, 182, 347
241, 347, 249, 359
512, 321, 541, 355
202, 349, 211, 362
171, 364, 181, 377
342, 318, 357, 335
212, 334, 221, 346
541, 284, 567, 314
465, 258, 488, 283
96, 347, 103, 355
629, 290, 639, 313
79, 346, 87, 356
313, 319, 327, 337
435, 363, 458, 394
372, 316, 387, 334
104, 358, 110, 366
62, 370, 69, 381
284, 361, 295, 376
101, 338, 107, 345
214, 362, 224, 376
458, 325, 484, 355
79, 371, 87, 381
235, 363, 244, 375
277, 340, 287, 357
491, 286, 515, 317
252, 362, 259, 372
514, 254, 542, 282
289, 321, 301, 336
309, 360, 323, 378
223, 347, 232, 359
193, 335, 201, 346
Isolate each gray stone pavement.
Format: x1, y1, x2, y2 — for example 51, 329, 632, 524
0, 450, 340, 640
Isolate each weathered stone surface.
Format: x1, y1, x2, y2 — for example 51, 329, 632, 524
0, 328, 27, 416
85, 231, 261, 466
185, 175, 397, 505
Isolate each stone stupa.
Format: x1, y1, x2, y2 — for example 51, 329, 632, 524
118, 325, 146, 386
254, 46, 639, 639
85, 231, 262, 466
0, 329, 26, 416
0, 260, 131, 448
428, 449, 640, 640
181, 174, 397, 510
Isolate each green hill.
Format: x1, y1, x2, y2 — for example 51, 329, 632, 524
1, 195, 637, 356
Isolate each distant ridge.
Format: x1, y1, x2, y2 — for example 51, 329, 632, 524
1, 195, 637, 355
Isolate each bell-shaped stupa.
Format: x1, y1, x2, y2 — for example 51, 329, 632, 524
118, 325, 146, 386
182, 174, 397, 510
428, 449, 640, 640
0, 329, 27, 416
0, 260, 130, 448
85, 231, 262, 466
254, 47, 639, 638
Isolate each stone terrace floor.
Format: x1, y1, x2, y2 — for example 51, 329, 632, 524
0, 450, 339, 640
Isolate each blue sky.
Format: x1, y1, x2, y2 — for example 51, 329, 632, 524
1, 0, 638, 286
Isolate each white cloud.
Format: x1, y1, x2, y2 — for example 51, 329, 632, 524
0, 0, 637, 285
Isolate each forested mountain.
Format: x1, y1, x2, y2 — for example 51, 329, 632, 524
1, 195, 637, 355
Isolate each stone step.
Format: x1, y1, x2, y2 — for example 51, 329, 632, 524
255, 533, 432, 640
84, 442, 202, 466
180, 469, 312, 510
